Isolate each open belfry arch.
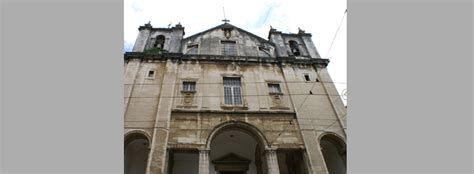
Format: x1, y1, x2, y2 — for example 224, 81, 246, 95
124, 21, 346, 174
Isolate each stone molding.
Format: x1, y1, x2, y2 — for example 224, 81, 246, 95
124, 52, 329, 67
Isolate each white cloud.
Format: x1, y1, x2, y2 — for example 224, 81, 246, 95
124, 0, 347, 104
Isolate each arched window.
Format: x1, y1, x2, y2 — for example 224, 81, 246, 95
288, 40, 300, 56
153, 35, 165, 49
320, 135, 346, 174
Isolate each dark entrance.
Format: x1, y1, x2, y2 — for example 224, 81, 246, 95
221, 171, 244, 174
212, 153, 251, 174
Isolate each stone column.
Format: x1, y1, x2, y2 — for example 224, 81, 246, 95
265, 148, 280, 174
199, 148, 210, 174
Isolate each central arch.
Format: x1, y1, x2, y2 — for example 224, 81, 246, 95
206, 121, 270, 149
205, 121, 272, 174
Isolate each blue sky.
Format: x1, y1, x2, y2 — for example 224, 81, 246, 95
124, 0, 347, 104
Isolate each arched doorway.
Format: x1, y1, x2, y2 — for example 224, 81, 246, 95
210, 130, 259, 174
125, 133, 150, 174
203, 121, 278, 174
320, 134, 346, 174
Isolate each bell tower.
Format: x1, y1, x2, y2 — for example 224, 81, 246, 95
132, 22, 185, 53
268, 27, 321, 58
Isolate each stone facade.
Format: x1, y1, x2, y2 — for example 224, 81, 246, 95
124, 22, 346, 174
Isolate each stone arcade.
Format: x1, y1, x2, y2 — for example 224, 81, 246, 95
124, 22, 346, 174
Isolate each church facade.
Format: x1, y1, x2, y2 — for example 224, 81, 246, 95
124, 22, 346, 174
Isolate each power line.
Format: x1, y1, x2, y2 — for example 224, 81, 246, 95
295, 79, 319, 112
125, 89, 347, 140
125, 72, 346, 142
269, 69, 322, 145
125, 93, 343, 99
125, 116, 346, 124
324, 113, 347, 130
326, 9, 347, 57
268, 63, 347, 145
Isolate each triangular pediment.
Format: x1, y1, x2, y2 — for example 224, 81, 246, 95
183, 23, 272, 45
212, 153, 251, 164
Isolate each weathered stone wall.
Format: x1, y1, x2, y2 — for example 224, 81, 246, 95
300, 35, 321, 58
280, 63, 346, 174
133, 28, 151, 52
168, 112, 304, 150
124, 58, 346, 174
182, 29, 276, 57
171, 61, 293, 111
268, 32, 288, 57
145, 29, 184, 53
281, 36, 309, 57
124, 59, 166, 130
280, 63, 346, 135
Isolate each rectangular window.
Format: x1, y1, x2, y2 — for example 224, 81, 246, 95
304, 74, 310, 81
186, 44, 198, 54
182, 81, 196, 92
221, 41, 237, 56
268, 84, 282, 94
147, 70, 155, 78
223, 77, 242, 105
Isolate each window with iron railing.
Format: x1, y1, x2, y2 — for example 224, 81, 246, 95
223, 77, 242, 105
182, 81, 196, 92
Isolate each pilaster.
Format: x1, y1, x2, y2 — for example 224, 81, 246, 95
133, 23, 152, 52
146, 59, 178, 174
198, 148, 211, 174
265, 148, 280, 174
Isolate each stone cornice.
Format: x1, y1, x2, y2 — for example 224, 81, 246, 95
124, 52, 330, 67
171, 109, 297, 116
268, 29, 312, 38
281, 33, 312, 37
138, 24, 184, 32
